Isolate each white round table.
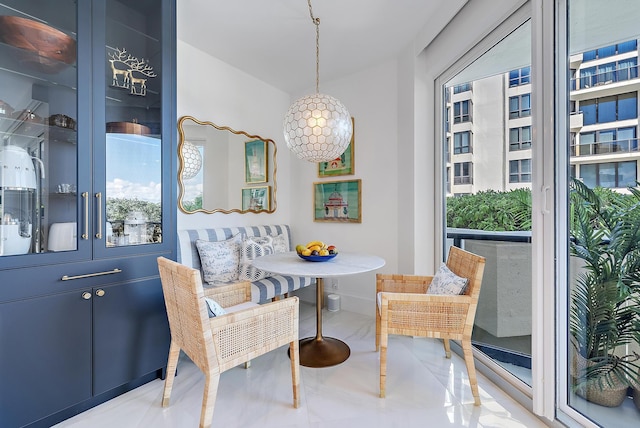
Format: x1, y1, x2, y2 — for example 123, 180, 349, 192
252, 251, 385, 367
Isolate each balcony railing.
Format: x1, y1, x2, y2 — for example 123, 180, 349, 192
571, 137, 639, 157
571, 64, 639, 90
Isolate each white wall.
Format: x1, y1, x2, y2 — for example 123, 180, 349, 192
176, 40, 293, 230
288, 61, 400, 314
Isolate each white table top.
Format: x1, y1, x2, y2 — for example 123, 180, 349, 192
251, 251, 385, 278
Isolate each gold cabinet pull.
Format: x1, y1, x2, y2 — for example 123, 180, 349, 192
62, 268, 122, 281
95, 192, 102, 239
82, 292, 92, 300
96, 289, 106, 297
82, 192, 89, 239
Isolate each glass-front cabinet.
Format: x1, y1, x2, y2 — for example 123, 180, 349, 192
0, 1, 175, 427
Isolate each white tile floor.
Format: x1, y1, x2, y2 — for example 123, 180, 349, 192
54, 301, 549, 428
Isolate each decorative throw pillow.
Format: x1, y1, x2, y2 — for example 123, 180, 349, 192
205, 297, 227, 317
426, 262, 469, 295
239, 236, 275, 281
195, 234, 242, 285
271, 233, 289, 254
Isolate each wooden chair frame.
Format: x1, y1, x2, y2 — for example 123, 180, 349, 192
375, 246, 486, 405
157, 257, 300, 427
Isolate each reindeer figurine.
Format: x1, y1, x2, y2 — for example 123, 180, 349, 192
109, 59, 130, 88
126, 57, 157, 97
128, 71, 147, 96
108, 48, 134, 88
107, 48, 157, 96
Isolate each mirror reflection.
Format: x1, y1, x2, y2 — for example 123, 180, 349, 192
177, 116, 277, 214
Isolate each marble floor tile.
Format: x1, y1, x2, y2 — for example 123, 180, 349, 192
53, 301, 549, 428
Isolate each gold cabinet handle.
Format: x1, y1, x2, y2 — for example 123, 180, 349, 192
62, 268, 122, 281
82, 192, 89, 239
96, 289, 105, 297
82, 292, 92, 300
95, 192, 102, 239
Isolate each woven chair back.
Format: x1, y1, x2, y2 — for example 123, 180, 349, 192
157, 257, 217, 373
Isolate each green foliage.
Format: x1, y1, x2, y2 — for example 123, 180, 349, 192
106, 198, 161, 223
181, 195, 203, 212
569, 178, 640, 389
446, 188, 532, 231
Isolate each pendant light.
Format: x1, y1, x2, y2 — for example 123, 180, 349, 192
283, 0, 353, 163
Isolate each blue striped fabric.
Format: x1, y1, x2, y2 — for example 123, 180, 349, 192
177, 225, 312, 303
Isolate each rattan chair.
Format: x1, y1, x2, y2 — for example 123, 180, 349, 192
375, 246, 485, 405
157, 257, 300, 428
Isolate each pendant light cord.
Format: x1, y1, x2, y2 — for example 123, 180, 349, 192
307, 0, 320, 94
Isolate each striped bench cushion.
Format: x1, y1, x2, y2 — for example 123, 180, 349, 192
177, 224, 314, 303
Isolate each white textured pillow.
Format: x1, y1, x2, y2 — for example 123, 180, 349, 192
426, 263, 469, 295
239, 236, 274, 281
195, 234, 242, 285
271, 233, 289, 253
205, 297, 227, 317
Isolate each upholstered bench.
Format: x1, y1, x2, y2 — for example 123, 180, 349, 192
177, 224, 314, 303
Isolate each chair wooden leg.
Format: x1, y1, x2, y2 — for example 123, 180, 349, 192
200, 372, 220, 428
375, 306, 381, 351
379, 330, 388, 398
443, 338, 451, 358
244, 360, 251, 369
162, 341, 180, 407
289, 340, 300, 408
462, 338, 481, 406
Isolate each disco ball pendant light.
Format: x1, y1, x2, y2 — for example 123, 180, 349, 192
283, 0, 353, 163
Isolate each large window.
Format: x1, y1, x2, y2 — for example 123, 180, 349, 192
509, 66, 531, 87
581, 92, 638, 125
453, 100, 472, 123
453, 131, 472, 154
582, 39, 637, 61
509, 94, 531, 118
453, 82, 472, 93
578, 57, 637, 88
453, 162, 472, 184
577, 127, 637, 156
579, 161, 637, 188
509, 159, 531, 182
509, 126, 532, 151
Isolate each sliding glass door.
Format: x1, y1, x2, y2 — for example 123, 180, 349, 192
441, 18, 533, 387
559, 0, 640, 426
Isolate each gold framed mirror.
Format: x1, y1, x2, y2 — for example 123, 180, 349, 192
177, 116, 277, 214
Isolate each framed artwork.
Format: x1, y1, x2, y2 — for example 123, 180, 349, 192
318, 117, 355, 177
313, 179, 361, 223
245, 139, 267, 183
242, 186, 270, 211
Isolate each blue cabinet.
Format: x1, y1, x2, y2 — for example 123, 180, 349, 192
0, 1, 175, 426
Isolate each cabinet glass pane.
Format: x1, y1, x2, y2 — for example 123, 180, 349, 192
0, 1, 78, 257
104, 0, 162, 248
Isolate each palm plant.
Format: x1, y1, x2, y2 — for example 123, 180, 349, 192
569, 178, 640, 395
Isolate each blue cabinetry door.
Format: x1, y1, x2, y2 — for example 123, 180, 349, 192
0, 291, 92, 428
0, 0, 175, 426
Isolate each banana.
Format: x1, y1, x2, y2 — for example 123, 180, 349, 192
306, 240, 324, 249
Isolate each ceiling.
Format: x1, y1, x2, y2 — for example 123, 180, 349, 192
177, 0, 465, 94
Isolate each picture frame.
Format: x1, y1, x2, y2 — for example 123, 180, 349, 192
242, 186, 270, 211
245, 139, 267, 183
313, 179, 361, 223
318, 117, 355, 177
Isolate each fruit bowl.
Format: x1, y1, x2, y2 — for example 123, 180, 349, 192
298, 253, 337, 262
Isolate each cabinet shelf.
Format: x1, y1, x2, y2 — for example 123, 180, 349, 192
0, 41, 78, 91
0, 116, 77, 145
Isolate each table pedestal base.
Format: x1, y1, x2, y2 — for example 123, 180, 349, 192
297, 336, 350, 368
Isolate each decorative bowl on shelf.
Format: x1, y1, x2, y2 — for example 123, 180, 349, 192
298, 253, 337, 262
106, 121, 151, 135
0, 16, 76, 73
